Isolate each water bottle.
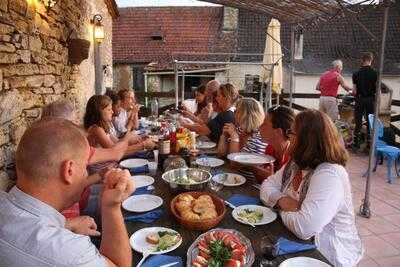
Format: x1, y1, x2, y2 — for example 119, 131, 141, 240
150, 98, 159, 118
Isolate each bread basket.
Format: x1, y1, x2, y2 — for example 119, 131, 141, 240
170, 191, 226, 231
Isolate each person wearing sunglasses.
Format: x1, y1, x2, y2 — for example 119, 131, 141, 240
260, 110, 363, 267
252, 105, 295, 183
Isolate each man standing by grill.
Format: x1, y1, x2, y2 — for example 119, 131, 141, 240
352, 52, 378, 149
316, 60, 353, 121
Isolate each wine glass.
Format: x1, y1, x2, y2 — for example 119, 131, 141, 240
259, 236, 278, 267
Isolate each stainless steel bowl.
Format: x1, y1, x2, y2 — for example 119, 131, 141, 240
161, 168, 211, 192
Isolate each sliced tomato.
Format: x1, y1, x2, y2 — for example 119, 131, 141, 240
192, 262, 207, 267
224, 259, 243, 267
199, 251, 211, 260
194, 255, 208, 265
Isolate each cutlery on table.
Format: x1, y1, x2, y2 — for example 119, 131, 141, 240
159, 262, 180, 267
252, 184, 261, 190
136, 251, 150, 267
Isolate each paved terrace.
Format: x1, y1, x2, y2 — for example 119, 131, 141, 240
348, 153, 400, 267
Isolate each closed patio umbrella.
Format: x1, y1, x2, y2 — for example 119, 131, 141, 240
261, 18, 283, 108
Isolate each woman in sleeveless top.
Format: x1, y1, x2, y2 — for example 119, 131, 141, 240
260, 110, 363, 267
84, 95, 155, 173
252, 106, 295, 183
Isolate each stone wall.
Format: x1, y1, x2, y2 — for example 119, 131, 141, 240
0, 0, 114, 190
113, 63, 132, 90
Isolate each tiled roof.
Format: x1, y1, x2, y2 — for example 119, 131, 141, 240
237, 5, 400, 75
112, 6, 235, 67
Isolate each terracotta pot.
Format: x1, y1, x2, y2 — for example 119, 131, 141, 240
68, 38, 90, 65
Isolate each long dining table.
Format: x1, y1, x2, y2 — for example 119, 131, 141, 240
124, 154, 331, 267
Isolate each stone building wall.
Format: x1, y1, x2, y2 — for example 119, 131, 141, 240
0, 0, 114, 190
113, 63, 133, 90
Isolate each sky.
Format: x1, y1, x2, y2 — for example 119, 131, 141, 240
116, 0, 220, 7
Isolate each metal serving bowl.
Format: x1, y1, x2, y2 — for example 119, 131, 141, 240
161, 168, 212, 193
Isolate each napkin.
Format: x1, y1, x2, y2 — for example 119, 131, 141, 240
124, 209, 163, 223
129, 151, 154, 159
142, 255, 183, 267
133, 185, 154, 195
128, 165, 149, 175
276, 237, 316, 255
227, 194, 260, 206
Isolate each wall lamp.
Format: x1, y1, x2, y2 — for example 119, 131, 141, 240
91, 14, 105, 43
40, 0, 58, 11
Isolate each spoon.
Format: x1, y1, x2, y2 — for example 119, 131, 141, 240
136, 250, 151, 267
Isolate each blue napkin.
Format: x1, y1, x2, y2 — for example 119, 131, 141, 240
128, 164, 149, 175
133, 186, 154, 195
129, 151, 154, 159
124, 209, 163, 223
276, 237, 316, 255
142, 255, 183, 267
227, 194, 260, 206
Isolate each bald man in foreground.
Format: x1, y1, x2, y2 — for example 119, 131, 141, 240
0, 119, 135, 267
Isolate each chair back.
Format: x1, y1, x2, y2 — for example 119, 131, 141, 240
368, 114, 384, 140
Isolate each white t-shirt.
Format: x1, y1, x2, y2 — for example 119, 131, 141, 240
112, 109, 128, 137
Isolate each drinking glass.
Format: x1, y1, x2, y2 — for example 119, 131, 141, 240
209, 178, 224, 192
148, 162, 157, 176
259, 236, 278, 267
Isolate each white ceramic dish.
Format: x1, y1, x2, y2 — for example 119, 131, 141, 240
227, 152, 275, 165
120, 158, 149, 169
279, 257, 330, 267
130, 227, 182, 254
232, 205, 277, 226
131, 175, 155, 188
122, 195, 163, 212
212, 173, 246, 186
195, 157, 224, 168
196, 140, 217, 149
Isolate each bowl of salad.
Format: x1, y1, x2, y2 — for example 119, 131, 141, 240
161, 168, 211, 193
187, 228, 255, 267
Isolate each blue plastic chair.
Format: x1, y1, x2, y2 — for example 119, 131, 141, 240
365, 114, 400, 183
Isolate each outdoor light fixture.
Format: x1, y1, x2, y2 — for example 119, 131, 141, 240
40, 0, 58, 11
91, 14, 105, 43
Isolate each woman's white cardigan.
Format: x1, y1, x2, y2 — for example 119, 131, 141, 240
260, 163, 363, 267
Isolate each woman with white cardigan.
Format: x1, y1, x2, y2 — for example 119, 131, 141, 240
260, 109, 363, 267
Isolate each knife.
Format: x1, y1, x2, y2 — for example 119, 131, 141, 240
159, 262, 180, 267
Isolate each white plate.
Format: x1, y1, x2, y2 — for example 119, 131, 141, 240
197, 140, 216, 149
212, 173, 246, 186
131, 175, 154, 188
196, 157, 224, 168
279, 257, 330, 267
122, 195, 163, 212
227, 152, 275, 165
120, 159, 149, 169
232, 205, 277, 226
130, 227, 182, 254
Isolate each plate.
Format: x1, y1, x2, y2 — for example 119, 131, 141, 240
279, 257, 330, 267
232, 205, 277, 226
197, 140, 216, 149
120, 158, 149, 169
212, 173, 246, 186
131, 175, 154, 188
122, 195, 163, 212
196, 157, 224, 168
187, 228, 255, 267
130, 227, 182, 254
227, 152, 275, 165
